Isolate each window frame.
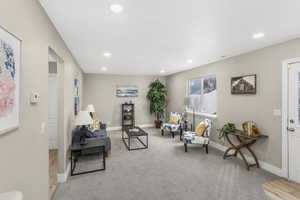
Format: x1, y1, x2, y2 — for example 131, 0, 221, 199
186, 75, 218, 119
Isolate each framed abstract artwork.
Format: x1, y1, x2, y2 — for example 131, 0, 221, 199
0, 25, 21, 135
116, 85, 138, 97
231, 74, 256, 95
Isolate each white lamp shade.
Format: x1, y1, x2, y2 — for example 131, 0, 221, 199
75, 111, 93, 126
86, 104, 95, 113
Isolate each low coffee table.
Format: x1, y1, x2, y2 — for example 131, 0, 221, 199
122, 127, 148, 151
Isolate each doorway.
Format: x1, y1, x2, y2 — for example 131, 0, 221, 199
282, 58, 300, 184
48, 48, 65, 199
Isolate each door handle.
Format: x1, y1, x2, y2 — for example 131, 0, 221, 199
287, 127, 295, 132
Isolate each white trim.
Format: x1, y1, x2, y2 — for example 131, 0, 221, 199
264, 190, 283, 200
107, 124, 155, 131
187, 111, 218, 119
281, 57, 300, 179
57, 162, 71, 183
210, 141, 283, 177
106, 126, 122, 131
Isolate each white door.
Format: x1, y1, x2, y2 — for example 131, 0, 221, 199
288, 62, 300, 183
48, 74, 58, 149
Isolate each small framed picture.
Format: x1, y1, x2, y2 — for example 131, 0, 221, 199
231, 74, 256, 95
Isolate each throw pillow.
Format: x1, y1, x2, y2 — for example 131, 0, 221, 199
195, 122, 207, 137
169, 114, 180, 124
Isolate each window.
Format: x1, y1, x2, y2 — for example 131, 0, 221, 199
187, 76, 217, 117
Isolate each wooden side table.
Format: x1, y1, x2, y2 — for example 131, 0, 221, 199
223, 131, 268, 170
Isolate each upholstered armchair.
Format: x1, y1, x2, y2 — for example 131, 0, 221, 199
161, 112, 184, 139
182, 119, 212, 154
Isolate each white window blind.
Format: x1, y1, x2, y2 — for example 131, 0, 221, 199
187, 76, 217, 115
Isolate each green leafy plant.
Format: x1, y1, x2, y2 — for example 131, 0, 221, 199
218, 123, 236, 139
146, 79, 167, 128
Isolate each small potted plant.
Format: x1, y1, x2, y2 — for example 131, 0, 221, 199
146, 79, 167, 128
218, 123, 236, 139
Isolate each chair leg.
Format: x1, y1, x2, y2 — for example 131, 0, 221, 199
180, 129, 183, 141
205, 144, 208, 154
184, 143, 187, 152
161, 129, 164, 136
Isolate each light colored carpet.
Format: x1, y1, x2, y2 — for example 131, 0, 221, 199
54, 128, 277, 200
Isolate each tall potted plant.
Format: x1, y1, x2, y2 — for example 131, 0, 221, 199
146, 79, 167, 128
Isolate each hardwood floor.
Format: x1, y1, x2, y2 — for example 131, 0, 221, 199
263, 179, 300, 200
49, 149, 58, 200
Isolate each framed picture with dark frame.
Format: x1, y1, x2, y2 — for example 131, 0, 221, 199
231, 74, 256, 95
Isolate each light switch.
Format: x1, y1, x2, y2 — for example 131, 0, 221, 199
40, 122, 46, 134
273, 109, 281, 116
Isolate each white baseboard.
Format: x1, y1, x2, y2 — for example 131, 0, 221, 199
107, 126, 122, 131
210, 141, 283, 177
57, 162, 71, 183
264, 190, 283, 200
139, 124, 155, 128
107, 124, 154, 131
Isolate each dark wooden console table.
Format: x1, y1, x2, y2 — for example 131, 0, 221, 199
223, 131, 268, 170
71, 139, 106, 176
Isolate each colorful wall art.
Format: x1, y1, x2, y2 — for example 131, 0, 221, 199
0, 26, 21, 135
74, 78, 80, 115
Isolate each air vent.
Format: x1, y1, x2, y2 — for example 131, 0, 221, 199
48, 62, 57, 74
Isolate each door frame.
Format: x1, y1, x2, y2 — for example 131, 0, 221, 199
48, 73, 59, 149
282, 57, 300, 178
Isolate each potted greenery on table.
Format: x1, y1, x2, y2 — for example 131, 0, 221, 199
146, 79, 167, 128
218, 123, 236, 139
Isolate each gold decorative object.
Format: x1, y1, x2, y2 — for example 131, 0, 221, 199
242, 121, 260, 138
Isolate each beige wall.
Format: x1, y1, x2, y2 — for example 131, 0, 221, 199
166, 38, 300, 168
0, 1, 83, 200
83, 74, 165, 127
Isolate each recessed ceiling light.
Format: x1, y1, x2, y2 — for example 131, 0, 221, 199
110, 4, 123, 13
101, 66, 107, 71
103, 52, 111, 57
160, 70, 165, 74
187, 59, 193, 64
253, 32, 265, 39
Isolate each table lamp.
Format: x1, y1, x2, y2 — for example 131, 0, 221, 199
75, 110, 93, 145
86, 104, 96, 119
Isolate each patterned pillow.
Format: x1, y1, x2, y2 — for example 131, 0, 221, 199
169, 114, 180, 124
195, 122, 207, 136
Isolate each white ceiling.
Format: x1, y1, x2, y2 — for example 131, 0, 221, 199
39, 0, 300, 75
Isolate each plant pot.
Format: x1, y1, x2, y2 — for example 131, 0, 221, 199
155, 120, 162, 129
